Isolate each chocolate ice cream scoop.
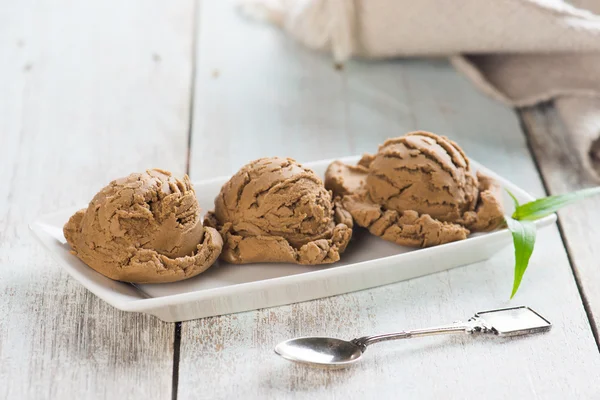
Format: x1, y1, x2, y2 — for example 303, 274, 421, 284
205, 157, 352, 264
63, 169, 223, 283
325, 132, 504, 248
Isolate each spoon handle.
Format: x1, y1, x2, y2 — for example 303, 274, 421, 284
351, 318, 485, 351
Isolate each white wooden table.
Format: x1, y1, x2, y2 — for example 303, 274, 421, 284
2, 1, 600, 399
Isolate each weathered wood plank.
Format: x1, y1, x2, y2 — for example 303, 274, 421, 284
182, 1, 600, 399
521, 101, 600, 343
0, 1, 195, 398
188, 0, 350, 180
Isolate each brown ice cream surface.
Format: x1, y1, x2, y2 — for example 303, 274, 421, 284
205, 157, 352, 264
325, 131, 504, 248
63, 169, 223, 283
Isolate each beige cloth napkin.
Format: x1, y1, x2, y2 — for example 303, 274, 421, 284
240, 0, 600, 172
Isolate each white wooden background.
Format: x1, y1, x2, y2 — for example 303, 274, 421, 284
1, 0, 599, 399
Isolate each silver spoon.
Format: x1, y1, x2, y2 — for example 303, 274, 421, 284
275, 306, 551, 368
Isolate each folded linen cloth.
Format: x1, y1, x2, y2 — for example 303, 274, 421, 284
240, 0, 600, 174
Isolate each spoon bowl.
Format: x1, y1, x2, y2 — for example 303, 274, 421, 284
274, 337, 363, 367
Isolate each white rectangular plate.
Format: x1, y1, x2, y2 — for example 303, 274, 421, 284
30, 156, 556, 322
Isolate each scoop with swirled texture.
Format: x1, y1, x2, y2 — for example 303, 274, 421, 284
63, 169, 223, 283
204, 157, 352, 264
324, 131, 504, 247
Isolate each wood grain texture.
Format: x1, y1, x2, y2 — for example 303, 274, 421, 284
0, 1, 194, 398
521, 102, 600, 343
181, 1, 600, 399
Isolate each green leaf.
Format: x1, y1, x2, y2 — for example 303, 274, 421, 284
506, 189, 520, 209
512, 186, 600, 221
504, 185, 600, 297
505, 218, 537, 298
